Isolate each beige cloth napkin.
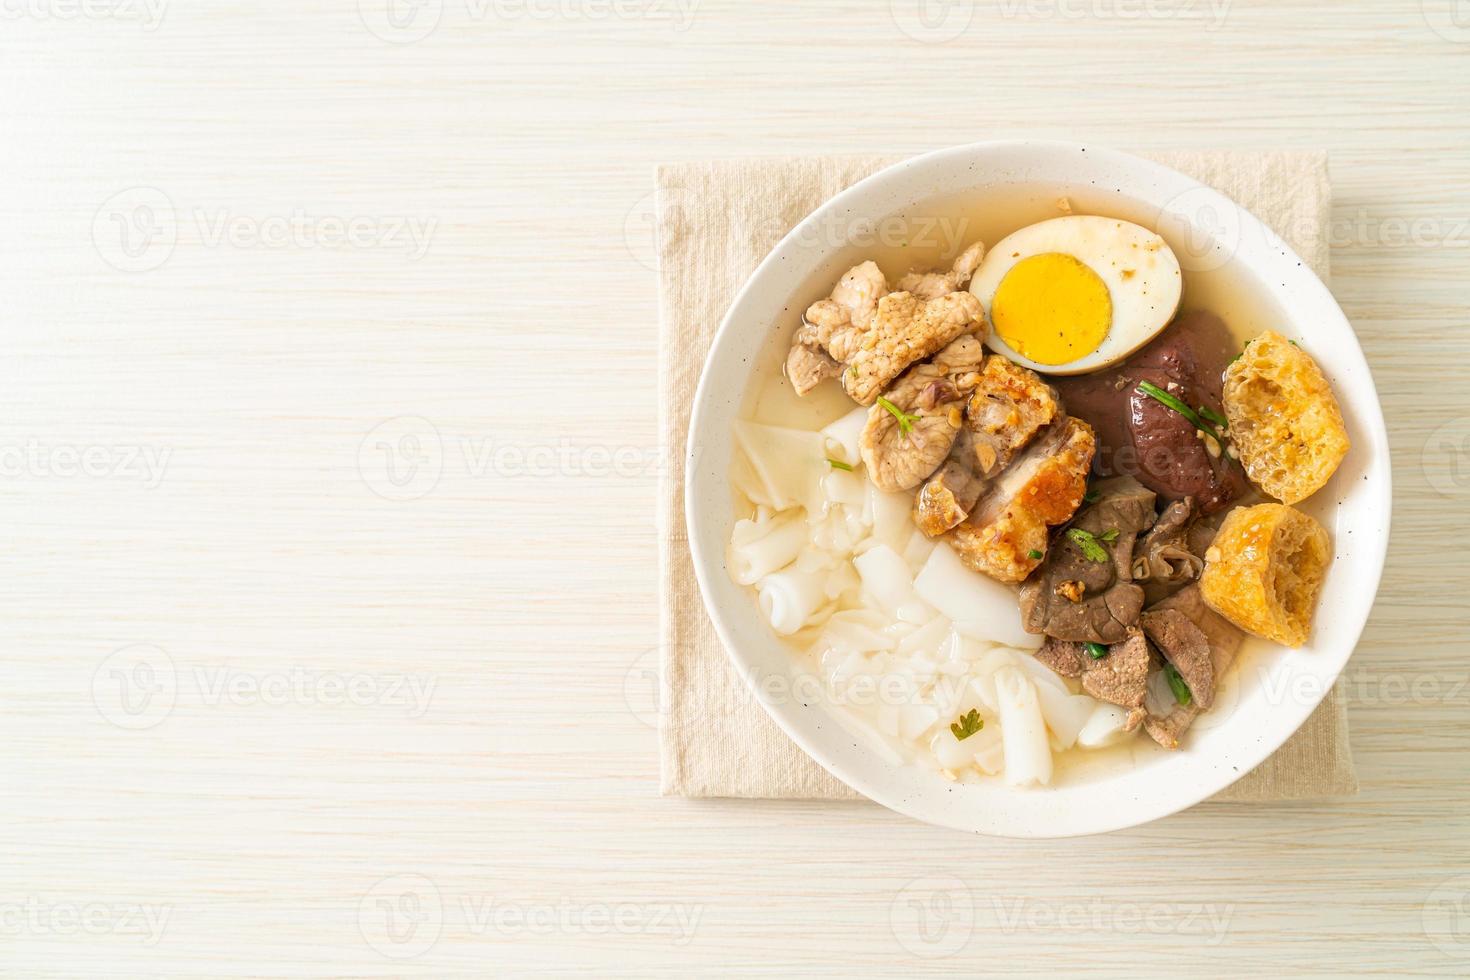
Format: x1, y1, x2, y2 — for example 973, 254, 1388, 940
658, 151, 1357, 803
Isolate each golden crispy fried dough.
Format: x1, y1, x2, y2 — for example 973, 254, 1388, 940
1222, 330, 1349, 504
1199, 503, 1330, 647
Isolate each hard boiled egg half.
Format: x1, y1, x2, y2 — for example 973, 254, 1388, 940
968, 215, 1182, 375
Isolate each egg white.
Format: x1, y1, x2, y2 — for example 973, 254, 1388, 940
968, 215, 1183, 375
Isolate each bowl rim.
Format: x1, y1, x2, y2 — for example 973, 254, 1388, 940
683, 139, 1391, 837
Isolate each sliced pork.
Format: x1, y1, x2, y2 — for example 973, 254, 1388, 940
789, 260, 984, 405
859, 336, 985, 492
893, 241, 985, 299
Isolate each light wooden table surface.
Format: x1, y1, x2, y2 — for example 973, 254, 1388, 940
1, 1, 1467, 976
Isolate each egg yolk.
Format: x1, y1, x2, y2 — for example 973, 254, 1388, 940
991, 252, 1112, 365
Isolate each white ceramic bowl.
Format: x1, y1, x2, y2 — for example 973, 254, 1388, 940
685, 141, 1390, 837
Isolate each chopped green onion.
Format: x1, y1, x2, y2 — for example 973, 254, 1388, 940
1289, 339, 1299, 347
1164, 663, 1192, 706
876, 396, 920, 437
1066, 527, 1109, 563
826, 458, 853, 471
1135, 380, 1228, 451
1083, 488, 1101, 503
1196, 404, 1230, 430
1099, 528, 1120, 543
1026, 549, 1043, 560
1084, 641, 1109, 660
949, 708, 984, 741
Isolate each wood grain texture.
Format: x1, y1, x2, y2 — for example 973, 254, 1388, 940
0, 1, 1466, 976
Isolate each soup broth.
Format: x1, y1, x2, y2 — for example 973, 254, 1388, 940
733, 182, 1302, 788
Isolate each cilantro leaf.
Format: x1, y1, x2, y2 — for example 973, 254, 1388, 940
1066, 527, 1109, 563
949, 708, 984, 741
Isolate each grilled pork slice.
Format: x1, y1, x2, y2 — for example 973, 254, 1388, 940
946, 416, 1095, 583
966, 355, 1061, 478
859, 336, 985, 493
914, 355, 1061, 536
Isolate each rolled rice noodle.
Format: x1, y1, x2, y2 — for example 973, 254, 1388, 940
821, 407, 868, 466
758, 565, 829, 635
729, 510, 807, 585
994, 665, 1053, 787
